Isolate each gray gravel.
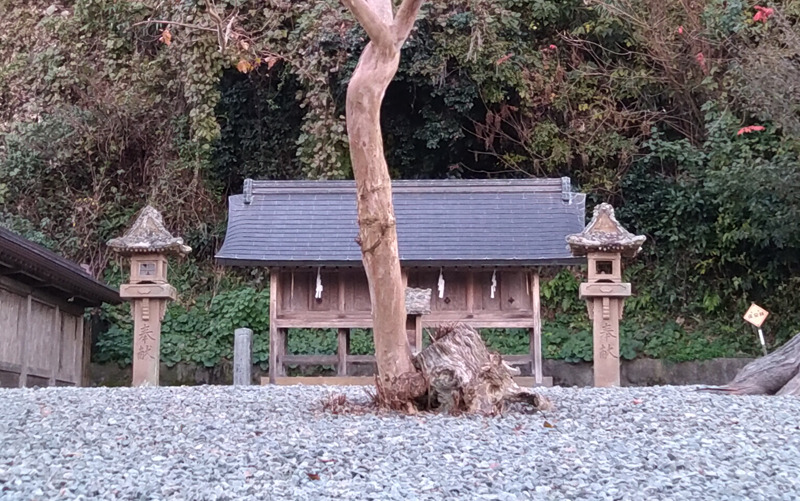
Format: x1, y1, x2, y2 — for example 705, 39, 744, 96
1, 385, 799, 500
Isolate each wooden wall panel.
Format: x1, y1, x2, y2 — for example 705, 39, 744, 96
278, 270, 311, 312
57, 314, 79, 384
274, 268, 535, 325
476, 270, 502, 312
27, 300, 56, 374
0, 288, 25, 366
309, 270, 340, 312
500, 271, 531, 312
342, 270, 371, 312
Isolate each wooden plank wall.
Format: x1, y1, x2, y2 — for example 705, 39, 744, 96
0, 278, 86, 388
267, 267, 548, 385
275, 268, 534, 326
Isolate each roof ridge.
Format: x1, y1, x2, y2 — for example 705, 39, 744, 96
247, 178, 571, 197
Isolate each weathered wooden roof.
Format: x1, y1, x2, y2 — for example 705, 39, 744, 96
0, 227, 120, 306
216, 179, 586, 267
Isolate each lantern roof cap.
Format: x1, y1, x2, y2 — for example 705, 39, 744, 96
107, 205, 191, 256
567, 203, 645, 258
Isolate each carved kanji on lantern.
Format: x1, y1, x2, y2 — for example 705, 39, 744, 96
108, 206, 190, 386
567, 203, 645, 387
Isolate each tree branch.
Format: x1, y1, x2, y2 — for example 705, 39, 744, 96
393, 0, 424, 45
132, 19, 217, 32
341, 0, 394, 48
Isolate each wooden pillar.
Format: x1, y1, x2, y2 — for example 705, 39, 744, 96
337, 328, 350, 376
278, 328, 288, 377
268, 270, 279, 384
415, 315, 423, 353
18, 295, 31, 387
49, 306, 61, 386
530, 271, 543, 385
466, 270, 474, 314
80, 315, 91, 387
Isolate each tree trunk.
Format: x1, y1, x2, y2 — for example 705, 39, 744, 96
703, 333, 800, 396
343, 0, 423, 384
341, 1, 550, 414
414, 324, 551, 414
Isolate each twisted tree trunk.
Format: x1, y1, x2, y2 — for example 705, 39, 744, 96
702, 333, 800, 396
343, 0, 423, 385
414, 324, 551, 414
342, 2, 550, 414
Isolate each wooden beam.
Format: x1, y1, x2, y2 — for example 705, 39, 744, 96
275, 316, 374, 329
267, 376, 375, 386
49, 305, 61, 386
80, 314, 91, 387
282, 354, 338, 365
18, 294, 31, 387
466, 270, 474, 313
347, 355, 376, 363
515, 376, 553, 388
264, 375, 552, 387
281, 354, 377, 365
274, 314, 540, 329
415, 315, 423, 353
278, 329, 288, 377
503, 354, 532, 364
338, 272, 346, 312
268, 271, 278, 384
531, 271, 543, 385
337, 328, 350, 376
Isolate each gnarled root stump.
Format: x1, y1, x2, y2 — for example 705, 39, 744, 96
411, 323, 551, 414
703, 333, 800, 396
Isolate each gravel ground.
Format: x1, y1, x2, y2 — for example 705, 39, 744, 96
0, 384, 799, 500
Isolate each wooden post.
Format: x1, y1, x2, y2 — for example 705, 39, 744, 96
466, 270, 474, 314
269, 270, 278, 384
278, 328, 288, 377
531, 271, 543, 385
80, 315, 91, 387
234, 327, 253, 385
49, 306, 61, 386
18, 295, 31, 387
337, 328, 350, 376
415, 315, 423, 353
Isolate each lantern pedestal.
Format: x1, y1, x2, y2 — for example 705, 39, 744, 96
107, 206, 190, 387
567, 204, 645, 387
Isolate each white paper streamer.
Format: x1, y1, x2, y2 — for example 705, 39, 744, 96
490, 269, 497, 299
438, 268, 445, 298
315, 267, 323, 299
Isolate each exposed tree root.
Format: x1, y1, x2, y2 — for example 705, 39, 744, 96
322, 323, 552, 416
700, 333, 800, 396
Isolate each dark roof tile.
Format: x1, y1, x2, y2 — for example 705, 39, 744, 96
216, 179, 586, 267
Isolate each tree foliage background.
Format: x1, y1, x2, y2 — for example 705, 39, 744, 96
2, 0, 799, 367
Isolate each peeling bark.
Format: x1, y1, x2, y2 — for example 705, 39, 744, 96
342, 2, 551, 414
343, 0, 423, 383
415, 324, 551, 414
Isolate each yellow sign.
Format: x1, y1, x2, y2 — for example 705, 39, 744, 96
743, 303, 769, 327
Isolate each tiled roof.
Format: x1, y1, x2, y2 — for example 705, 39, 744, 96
216, 179, 586, 267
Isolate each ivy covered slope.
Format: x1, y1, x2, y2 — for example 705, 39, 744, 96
2, 0, 799, 367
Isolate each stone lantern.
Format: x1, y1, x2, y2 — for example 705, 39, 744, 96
567, 204, 645, 387
107, 206, 191, 386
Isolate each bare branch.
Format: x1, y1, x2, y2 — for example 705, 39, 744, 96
341, 0, 394, 48
393, 0, 423, 45
131, 19, 217, 33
